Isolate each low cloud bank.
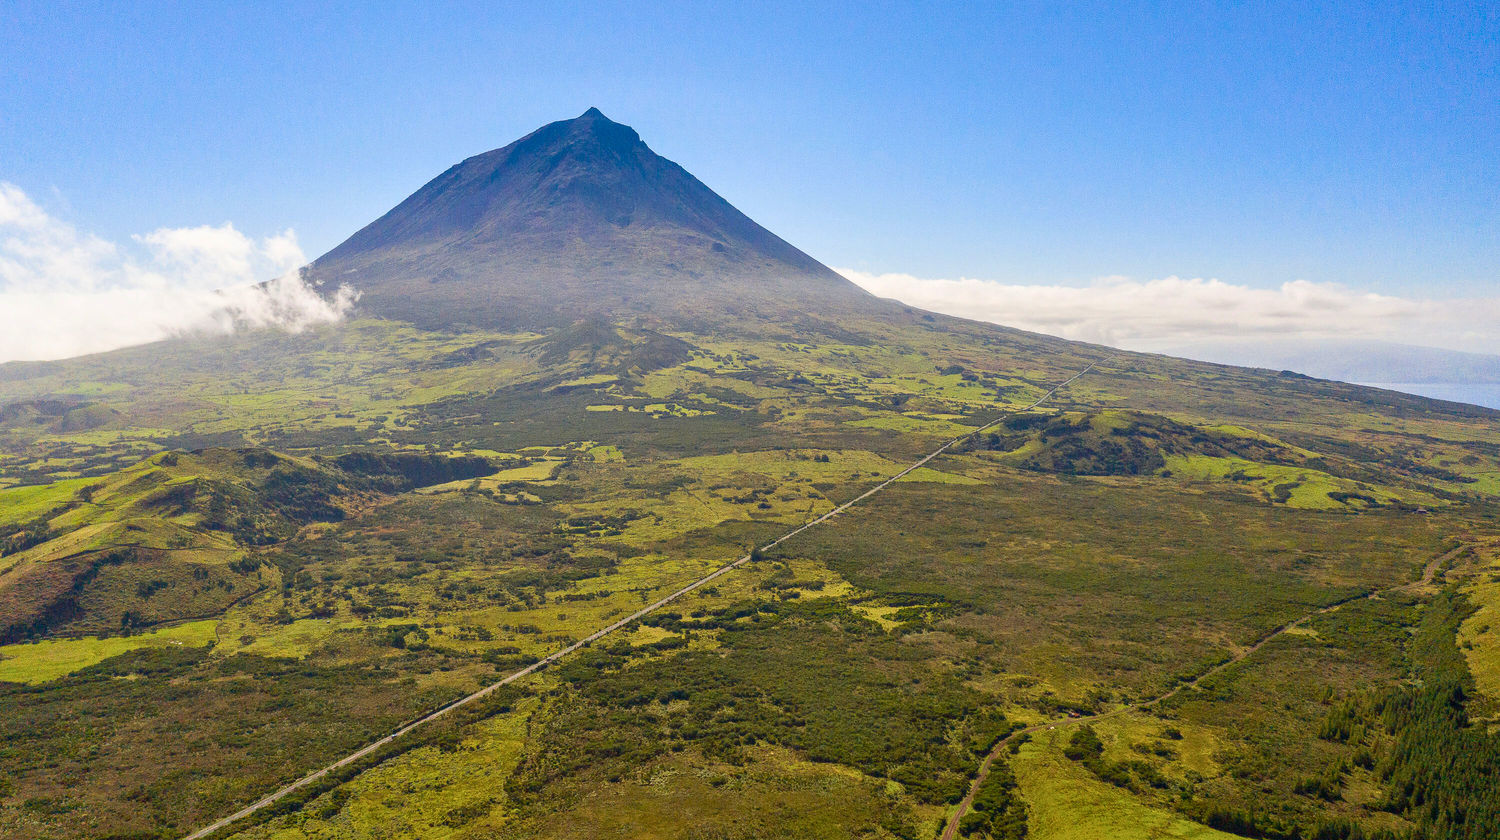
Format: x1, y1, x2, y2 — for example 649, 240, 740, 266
0, 183, 356, 363
839, 269, 1500, 356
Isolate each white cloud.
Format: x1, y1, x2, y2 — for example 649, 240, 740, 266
134, 224, 259, 291
838, 269, 1500, 355
0, 183, 357, 363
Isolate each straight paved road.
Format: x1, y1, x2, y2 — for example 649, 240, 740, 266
182, 358, 1108, 840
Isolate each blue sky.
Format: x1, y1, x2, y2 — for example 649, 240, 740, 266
2, 2, 1498, 363
5, 1, 1496, 292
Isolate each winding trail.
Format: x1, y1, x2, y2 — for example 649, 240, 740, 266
937, 542, 1467, 840
181, 358, 1107, 840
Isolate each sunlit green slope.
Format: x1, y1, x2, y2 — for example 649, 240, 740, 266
0, 308, 1497, 840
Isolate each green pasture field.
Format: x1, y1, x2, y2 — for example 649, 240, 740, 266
0, 618, 219, 683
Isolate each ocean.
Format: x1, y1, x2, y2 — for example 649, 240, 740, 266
1357, 383, 1500, 411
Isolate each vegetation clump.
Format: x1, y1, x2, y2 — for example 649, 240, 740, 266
962, 756, 1029, 838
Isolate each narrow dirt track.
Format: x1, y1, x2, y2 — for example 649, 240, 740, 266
181, 358, 1108, 840
937, 543, 1468, 840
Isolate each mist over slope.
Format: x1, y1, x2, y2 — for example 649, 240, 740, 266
0, 185, 356, 363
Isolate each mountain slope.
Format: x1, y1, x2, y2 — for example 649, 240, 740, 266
3, 112, 1500, 840
309, 108, 882, 328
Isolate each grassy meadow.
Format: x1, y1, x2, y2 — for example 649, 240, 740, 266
1, 314, 1498, 839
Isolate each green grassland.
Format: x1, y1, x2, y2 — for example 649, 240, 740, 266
1012, 728, 1240, 840
1, 313, 1499, 839
1161, 454, 1433, 510
0, 617, 218, 683
233, 695, 542, 839
1458, 538, 1500, 704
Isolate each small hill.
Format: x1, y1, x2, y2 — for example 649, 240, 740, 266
0, 448, 495, 642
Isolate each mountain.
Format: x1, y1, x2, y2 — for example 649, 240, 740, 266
5, 112, 1500, 840
308, 107, 881, 329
